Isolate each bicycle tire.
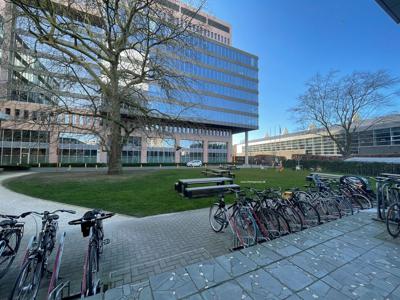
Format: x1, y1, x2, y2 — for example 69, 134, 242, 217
386, 202, 400, 238
209, 203, 226, 232
279, 205, 303, 232
295, 201, 321, 227
0, 229, 22, 279
352, 194, 372, 210
87, 242, 99, 296
9, 257, 43, 300
234, 206, 257, 247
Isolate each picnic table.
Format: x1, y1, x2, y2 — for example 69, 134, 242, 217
202, 168, 235, 178
380, 173, 400, 180
174, 177, 234, 194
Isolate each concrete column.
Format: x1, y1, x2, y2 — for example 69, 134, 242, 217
244, 131, 249, 165
175, 137, 180, 163
98, 149, 108, 164
227, 139, 232, 163
48, 131, 59, 164
203, 139, 208, 163
140, 136, 147, 164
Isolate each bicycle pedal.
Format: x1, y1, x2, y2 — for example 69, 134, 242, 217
103, 239, 110, 245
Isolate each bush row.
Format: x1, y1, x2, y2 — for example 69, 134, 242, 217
0, 162, 227, 170
283, 159, 400, 176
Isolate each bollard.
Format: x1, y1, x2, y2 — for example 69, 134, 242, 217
95, 164, 98, 169
38, 163, 41, 168
85, 163, 87, 168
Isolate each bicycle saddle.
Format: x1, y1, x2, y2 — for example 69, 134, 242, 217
0, 219, 17, 227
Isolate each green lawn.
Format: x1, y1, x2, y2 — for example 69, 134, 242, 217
4, 168, 310, 217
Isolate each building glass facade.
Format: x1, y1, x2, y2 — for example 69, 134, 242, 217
0, 0, 259, 165
236, 117, 400, 159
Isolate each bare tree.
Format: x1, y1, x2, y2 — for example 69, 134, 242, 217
291, 70, 399, 157
5, 0, 205, 174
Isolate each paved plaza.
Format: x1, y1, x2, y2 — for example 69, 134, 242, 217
94, 212, 400, 300
1, 172, 400, 300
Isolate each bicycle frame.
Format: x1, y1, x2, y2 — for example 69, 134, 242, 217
47, 232, 67, 300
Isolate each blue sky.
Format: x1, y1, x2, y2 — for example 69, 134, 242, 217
204, 0, 400, 144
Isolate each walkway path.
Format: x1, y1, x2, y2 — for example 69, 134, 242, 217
0, 172, 232, 299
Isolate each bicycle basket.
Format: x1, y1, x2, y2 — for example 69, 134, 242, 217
282, 191, 293, 200
81, 222, 92, 237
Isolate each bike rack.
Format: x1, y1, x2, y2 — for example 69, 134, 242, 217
375, 173, 400, 221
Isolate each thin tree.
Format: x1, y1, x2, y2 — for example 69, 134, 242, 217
6, 0, 205, 174
291, 70, 399, 157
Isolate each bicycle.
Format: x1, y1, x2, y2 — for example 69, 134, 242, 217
0, 213, 27, 279
209, 189, 258, 248
386, 200, 400, 238
9, 209, 76, 300
68, 209, 114, 297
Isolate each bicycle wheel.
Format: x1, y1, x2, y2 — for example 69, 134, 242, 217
209, 203, 226, 232
279, 206, 303, 232
87, 243, 99, 296
9, 257, 43, 300
352, 194, 372, 210
0, 229, 22, 279
386, 202, 400, 238
321, 199, 342, 220
336, 196, 354, 216
234, 206, 257, 247
295, 201, 321, 227
257, 208, 280, 239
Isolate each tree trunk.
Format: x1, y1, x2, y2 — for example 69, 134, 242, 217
107, 64, 123, 175
107, 120, 122, 175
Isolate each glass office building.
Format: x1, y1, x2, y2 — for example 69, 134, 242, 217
235, 115, 400, 159
0, 0, 259, 165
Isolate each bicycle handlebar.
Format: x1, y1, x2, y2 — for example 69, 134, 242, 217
20, 209, 76, 218
68, 211, 115, 225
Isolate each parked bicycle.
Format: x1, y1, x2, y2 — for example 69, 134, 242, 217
9, 209, 76, 300
68, 209, 114, 297
0, 213, 27, 279
209, 189, 258, 248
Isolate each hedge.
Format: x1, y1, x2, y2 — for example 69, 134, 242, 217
0, 165, 31, 171
283, 159, 400, 176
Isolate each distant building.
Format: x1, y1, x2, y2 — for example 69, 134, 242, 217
234, 115, 400, 160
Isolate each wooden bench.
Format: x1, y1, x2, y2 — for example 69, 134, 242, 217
184, 184, 240, 198
175, 177, 234, 194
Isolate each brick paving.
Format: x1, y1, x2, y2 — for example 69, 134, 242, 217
91, 212, 400, 300
0, 173, 232, 299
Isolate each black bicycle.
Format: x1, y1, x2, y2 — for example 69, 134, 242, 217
69, 209, 114, 297
9, 209, 76, 300
0, 213, 26, 279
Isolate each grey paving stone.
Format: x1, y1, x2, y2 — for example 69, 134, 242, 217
264, 260, 316, 292
358, 242, 400, 277
214, 251, 258, 277
289, 250, 337, 279
185, 259, 231, 291
321, 259, 400, 299
200, 281, 251, 300
236, 268, 292, 299
336, 232, 383, 250
182, 294, 203, 300
322, 238, 367, 258
240, 244, 283, 267
387, 284, 400, 300
281, 232, 323, 250
263, 238, 302, 257
105, 281, 152, 300
297, 280, 349, 300
149, 267, 197, 300
305, 244, 352, 268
